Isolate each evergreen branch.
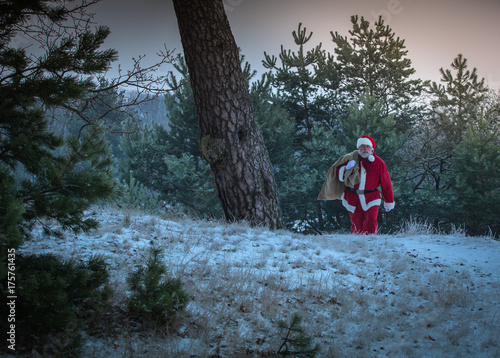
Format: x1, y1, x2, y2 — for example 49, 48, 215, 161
276, 313, 319, 357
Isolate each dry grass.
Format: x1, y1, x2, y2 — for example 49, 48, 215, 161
397, 216, 438, 236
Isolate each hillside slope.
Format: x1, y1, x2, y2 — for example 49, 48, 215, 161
20, 207, 500, 357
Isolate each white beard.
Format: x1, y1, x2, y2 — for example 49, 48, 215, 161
359, 150, 371, 159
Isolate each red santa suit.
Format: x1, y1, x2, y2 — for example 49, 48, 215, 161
338, 154, 395, 234
317, 136, 395, 234
326, 135, 395, 235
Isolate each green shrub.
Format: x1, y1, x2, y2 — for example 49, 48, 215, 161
127, 246, 189, 325
0, 254, 113, 356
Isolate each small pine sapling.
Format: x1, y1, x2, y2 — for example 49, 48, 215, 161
117, 171, 163, 212
127, 245, 189, 325
276, 313, 320, 357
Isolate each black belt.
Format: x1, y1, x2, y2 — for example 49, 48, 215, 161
348, 187, 378, 194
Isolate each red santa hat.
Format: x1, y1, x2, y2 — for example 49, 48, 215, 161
357, 135, 375, 162
357, 135, 375, 149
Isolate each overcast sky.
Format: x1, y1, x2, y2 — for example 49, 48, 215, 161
93, 0, 500, 89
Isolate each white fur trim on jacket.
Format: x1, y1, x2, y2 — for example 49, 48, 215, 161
341, 192, 356, 213
358, 163, 381, 211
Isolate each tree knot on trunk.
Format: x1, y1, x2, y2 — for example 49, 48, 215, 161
199, 135, 226, 166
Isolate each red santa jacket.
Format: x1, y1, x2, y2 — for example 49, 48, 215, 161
337, 155, 395, 213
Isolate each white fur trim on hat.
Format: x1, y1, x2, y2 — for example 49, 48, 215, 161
368, 154, 375, 162
357, 137, 373, 148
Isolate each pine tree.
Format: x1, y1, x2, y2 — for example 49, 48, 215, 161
444, 105, 500, 235
263, 23, 339, 147
428, 54, 489, 143
331, 15, 423, 131
172, 0, 283, 229
0, 0, 118, 279
402, 55, 493, 230
164, 56, 200, 159
127, 246, 189, 325
412, 55, 489, 193
21, 124, 116, 233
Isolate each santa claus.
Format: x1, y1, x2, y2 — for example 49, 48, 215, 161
317, 135, 395, 234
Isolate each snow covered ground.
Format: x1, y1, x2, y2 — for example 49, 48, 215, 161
20, 206, 499, 357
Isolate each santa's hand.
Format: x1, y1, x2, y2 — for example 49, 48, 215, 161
384, 202, 395, 212
346, 160, 356, 170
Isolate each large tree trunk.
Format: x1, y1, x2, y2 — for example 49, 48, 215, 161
172, 0, 283, 229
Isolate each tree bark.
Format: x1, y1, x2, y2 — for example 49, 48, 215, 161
172, 0, 283, 229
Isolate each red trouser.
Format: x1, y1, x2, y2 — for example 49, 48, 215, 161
349, 203, 379, 234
